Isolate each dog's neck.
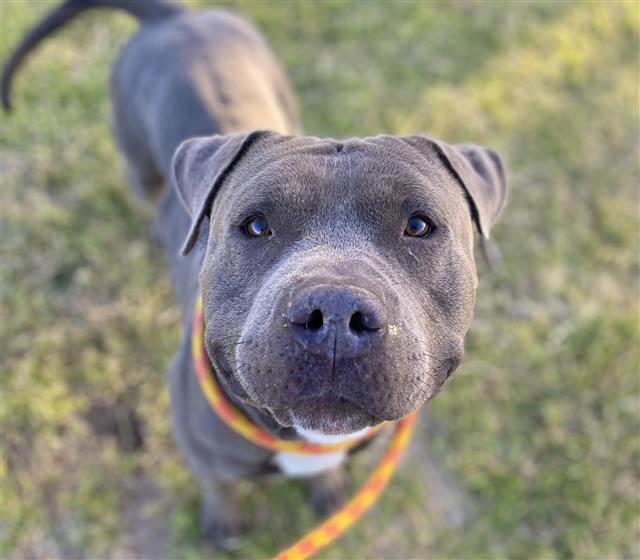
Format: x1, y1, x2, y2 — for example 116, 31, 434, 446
295, 427, 371, 444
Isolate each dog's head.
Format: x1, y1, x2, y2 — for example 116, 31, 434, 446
173, 131, 507, 434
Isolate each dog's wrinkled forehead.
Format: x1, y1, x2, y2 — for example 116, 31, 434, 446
213, 135, 471, 232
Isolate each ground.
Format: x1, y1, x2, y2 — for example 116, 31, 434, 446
2, 1, 639, 558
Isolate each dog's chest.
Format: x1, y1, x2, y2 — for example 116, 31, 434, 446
273, 428, 370, 477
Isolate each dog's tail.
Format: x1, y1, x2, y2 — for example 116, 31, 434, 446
1, 0, 185, 111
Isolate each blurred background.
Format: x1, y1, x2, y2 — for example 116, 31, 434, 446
2, 1, 638, 558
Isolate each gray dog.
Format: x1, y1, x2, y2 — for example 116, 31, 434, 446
3, 0, 507, 548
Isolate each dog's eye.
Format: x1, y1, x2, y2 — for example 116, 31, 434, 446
243, 215, 272, 238
404, 215, 433, 238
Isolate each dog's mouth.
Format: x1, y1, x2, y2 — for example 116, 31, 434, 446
211, 360, 376, 434
282, 393, 381, 435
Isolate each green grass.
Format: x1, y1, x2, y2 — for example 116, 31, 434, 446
2, 1, 639, 558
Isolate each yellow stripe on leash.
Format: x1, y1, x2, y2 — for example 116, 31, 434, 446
275, 413, 419, 560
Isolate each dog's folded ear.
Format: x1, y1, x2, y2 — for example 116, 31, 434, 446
172, 130, 270, 255
402, 136, 508, 238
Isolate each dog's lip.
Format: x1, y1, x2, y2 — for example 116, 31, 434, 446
210, 353, 384, 432
287, 393, 381, 435
217, 365, 384, 430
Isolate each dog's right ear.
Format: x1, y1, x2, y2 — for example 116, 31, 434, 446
172, 130, 269, 255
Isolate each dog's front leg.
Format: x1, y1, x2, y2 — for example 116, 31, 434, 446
308, 465, 349, 516
199, 476, 246, 550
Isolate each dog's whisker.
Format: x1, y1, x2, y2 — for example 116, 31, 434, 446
216, 339, 255, 353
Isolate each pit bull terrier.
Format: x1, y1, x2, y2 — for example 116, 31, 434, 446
3, 0, 507, 548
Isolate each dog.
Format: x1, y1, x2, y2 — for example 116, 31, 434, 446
3, 0, 507, 548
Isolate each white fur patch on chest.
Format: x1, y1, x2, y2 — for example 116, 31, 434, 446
273, 449, 347, 477
273, 427, 371, 477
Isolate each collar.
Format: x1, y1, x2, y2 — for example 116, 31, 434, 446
192, 297, 381, 455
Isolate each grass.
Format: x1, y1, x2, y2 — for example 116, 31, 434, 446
2, 1, 639, 558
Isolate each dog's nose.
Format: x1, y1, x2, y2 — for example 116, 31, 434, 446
287, 285, 385, 359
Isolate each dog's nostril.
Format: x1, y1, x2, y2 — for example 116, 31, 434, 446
349, 311, 368, 334
349, 311, 382, 334
306, 309, 323, 331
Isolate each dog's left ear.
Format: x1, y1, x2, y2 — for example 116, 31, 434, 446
172, 130, 270, 255
402, 136, 508, 238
